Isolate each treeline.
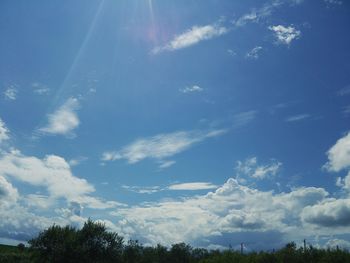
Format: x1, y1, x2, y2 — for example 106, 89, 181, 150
1, 219, 350, 263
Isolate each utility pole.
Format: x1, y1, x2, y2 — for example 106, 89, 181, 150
240, 243, 244, 255
303, 239, 306, 251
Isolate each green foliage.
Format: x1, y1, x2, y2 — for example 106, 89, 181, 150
0, 244, 31, 263
28, 219, 123, 263
2, 221, 350, 262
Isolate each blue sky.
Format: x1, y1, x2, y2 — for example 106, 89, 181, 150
0, 0, 350, 250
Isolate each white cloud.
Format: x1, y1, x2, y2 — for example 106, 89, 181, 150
111, 177, 329, 246
168, 182, 218, 191
324, 0, 342, 5
235, 157, 282, 180
180, 85, 203, 93
343, 105, 350, 116
301, 199, 350, 227
101, 129, 227, 165
158, 160, 176, 169
3, 87, 17, 100
227, 49, 236, 56
101, 151, 121, 162
40, 97, 80, 136
324, 132, 350, 172
24, 194, 53, 209
285, 114, 310, 122
152, 23, 228, 53
122, 185, 161, 194
233, 1, 282, 27
326, 239, 350, 249
269, 25, 301, 45
338, 86, 350, 96
232, 110, 257, 127
32, 83, 50, 95
69, 156, 88, 166
0, 176, 18, 205
0, 118, 9, 143
0, 149, 126, 214
246, 46, 263, 59
234, 12, 259, 27
0, 150, 94, 202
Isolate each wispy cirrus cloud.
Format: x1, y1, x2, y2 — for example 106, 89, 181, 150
246, 46, 263, 59
40, 98, 80, 136
101, 129, 227, 167
285, 114, 310, 122
69, 156, 88, 167
3, 86, 18, 100
343, 106, 350, 116
338, 85, 350, 96
233, 1, 282, 27
121, 181, 217, 194
121, 185, 161, 194
324, 0, 342, 5
180, 85, 203, 93
232, 110, 257, 127
168, 182, 218, 191
269, 25, 301, 45
152, 22, 228, 54
158, 160, 176, 169
32, 82, 50, 95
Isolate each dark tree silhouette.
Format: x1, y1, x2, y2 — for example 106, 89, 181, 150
28, 219, 123, 263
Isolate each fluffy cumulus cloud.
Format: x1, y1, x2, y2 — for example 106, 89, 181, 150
111, 178, 330, 248
0, 176, 18, 205
302, 199, 350, 227
152, 22, 228, 54
0, 174, 60, 241
101, 129, 227, 167
0, 149, 123, 211
299, 132, 350, 230
0, 145, 125, 241
269, 25, 301, 45
0, 150, 93, 201
40, 97, 80, 136
324, 132, 350, 172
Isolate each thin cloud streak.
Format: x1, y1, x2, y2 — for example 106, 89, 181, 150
152, 22, 228, 54
285, 114, 310, 122
101, 129, 227, 166
168, 182, 218, 191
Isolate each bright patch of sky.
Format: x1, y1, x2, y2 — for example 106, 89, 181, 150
0, 0, 349, 250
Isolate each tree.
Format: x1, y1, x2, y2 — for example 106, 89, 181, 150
29, 219, 123, 263
169, 243, 192, 263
